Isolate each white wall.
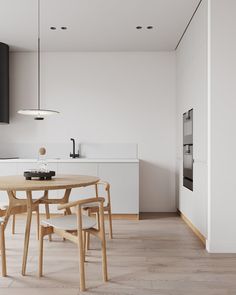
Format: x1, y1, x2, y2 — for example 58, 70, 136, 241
208, 0, 236, 252
0, 52, 176, 212
176, 0, 208, 237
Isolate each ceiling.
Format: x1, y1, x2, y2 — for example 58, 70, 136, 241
0, 0, 200, 52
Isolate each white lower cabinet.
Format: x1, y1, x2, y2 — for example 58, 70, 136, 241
57, 162, 139, 214
0, 160, 139, 214
57, 163, 98, 201
0, 163, 17, 206
98, 163, 139, 214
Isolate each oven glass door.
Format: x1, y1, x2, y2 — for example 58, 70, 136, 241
183, 109, 193, 145
183, 144, 193, 190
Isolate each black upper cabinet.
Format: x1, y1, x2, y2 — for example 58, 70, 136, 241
0, 42, 9, 124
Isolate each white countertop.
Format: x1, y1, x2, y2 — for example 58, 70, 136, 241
0, 158, 139, 163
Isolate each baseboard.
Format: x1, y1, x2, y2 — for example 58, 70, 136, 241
110, 214, 139, 220
22, 212, 139, 220
177, 210, 206, 246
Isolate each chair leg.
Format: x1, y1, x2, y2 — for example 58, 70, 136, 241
22, 195, 33, 276
62, 210, 67, 241
78, 241, 85, 291
99, 208, 108, 282
86, 210, 91, 250
11, 214, 16, 235
78, 212, 86, 291
96, 212, 100, 231
39, 225, 44, 277
45, 204, 52, 242
36, 207, 40, 240
86, 232, 90, 251
0, 223, 7, 277
83, 231, 87, 262
108, 208, 113, 239
101, 237, 108, 282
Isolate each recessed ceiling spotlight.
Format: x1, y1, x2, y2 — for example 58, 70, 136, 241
61, 26, 67, 30
50, 26, 56, 30
147, 26, 154, 29
136, 26, 142, 30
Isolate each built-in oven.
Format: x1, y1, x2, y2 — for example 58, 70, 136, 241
183, 109, 193, 191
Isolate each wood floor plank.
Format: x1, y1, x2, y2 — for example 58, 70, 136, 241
1, 213, 236, 294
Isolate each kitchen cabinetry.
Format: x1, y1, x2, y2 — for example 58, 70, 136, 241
98, 163, 139, 214
0, 159, 139, 217
57, 163, 98, 200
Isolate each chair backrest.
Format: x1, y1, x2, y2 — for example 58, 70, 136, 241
76, 197, 105, 232
95, 181, 111, 207
57, 197, 106, 231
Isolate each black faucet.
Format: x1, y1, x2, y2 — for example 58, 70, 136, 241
70, 138, 80, 158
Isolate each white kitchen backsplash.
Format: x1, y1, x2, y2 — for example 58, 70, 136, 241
80, 143, 137, 159
0, 142, 138, 159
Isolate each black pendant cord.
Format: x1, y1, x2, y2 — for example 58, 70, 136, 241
37, 0, 41, 111
17, 0, 59, 118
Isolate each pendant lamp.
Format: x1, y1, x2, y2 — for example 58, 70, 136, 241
18, 0, 59, 120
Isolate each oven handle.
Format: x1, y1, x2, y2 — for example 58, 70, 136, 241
184, 146, 192, 154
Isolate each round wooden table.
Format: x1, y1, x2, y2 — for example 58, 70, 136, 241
0, 174, 100, 275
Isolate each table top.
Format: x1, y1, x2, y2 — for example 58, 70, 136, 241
0, 175, 100, 191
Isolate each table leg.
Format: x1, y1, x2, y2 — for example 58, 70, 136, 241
0, 222, 7, 276
44, 190, 52, 242
11, 191, 16, 234
62, 189, 71, 242
3, 208, 11, 230
4, 191, 16, 229
61, 189, 72, 215
36, 206, 40, 240
22, 191, 33, 276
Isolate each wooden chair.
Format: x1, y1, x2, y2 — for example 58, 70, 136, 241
1, 206, 20, 235
0, 217, 6, 277
0, 190, 52, 240
84, 181, 112, 251
39, 197, 108, 292
1, 204, 40, 239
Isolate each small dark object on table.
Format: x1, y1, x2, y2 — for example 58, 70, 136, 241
24, 171, 56, 180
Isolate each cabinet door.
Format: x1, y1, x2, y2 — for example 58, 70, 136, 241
57, 163, 98, 201
98, 163, 139, 214
0, 163, 17, 206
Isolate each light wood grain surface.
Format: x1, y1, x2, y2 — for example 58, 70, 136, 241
1, 213, 236, 294
0, 175, 100, 191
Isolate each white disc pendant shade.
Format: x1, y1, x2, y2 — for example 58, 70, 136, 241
18, 109, 59, 120
18, 0, 59, 120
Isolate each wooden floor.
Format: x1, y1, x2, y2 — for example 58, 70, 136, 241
1, 213, 236, 294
